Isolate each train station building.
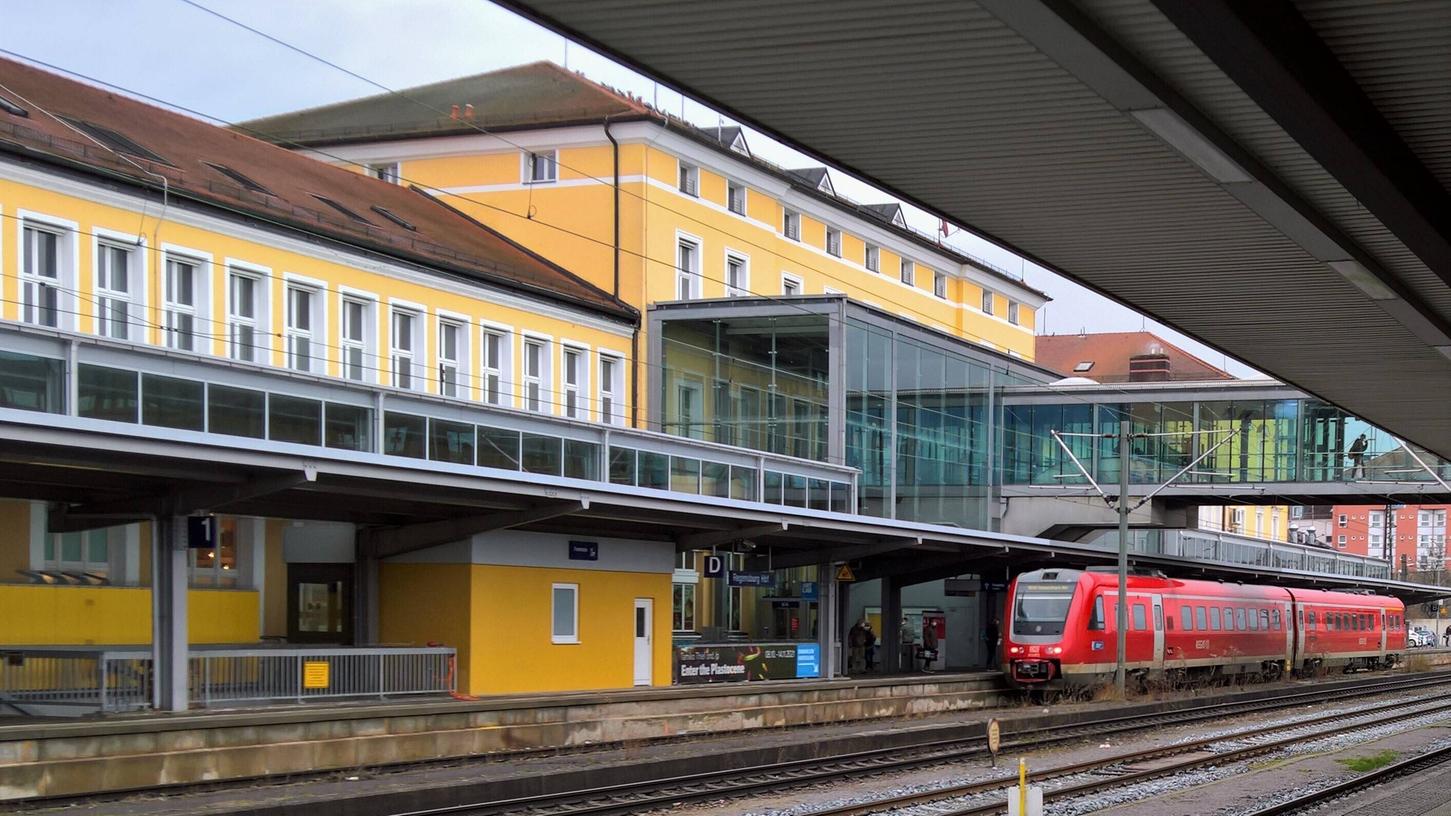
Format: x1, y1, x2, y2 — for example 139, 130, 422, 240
0, 54, 1448, 719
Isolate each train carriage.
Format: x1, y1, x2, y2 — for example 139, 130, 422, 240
1003, 568, 1405, 690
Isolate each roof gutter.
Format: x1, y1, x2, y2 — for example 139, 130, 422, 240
604, 115, 642, 428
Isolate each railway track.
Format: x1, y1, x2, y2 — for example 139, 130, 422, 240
390, 671, 1451, 816
1243, 742, 1451, 816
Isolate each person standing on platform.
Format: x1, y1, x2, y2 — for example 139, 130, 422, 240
921, 616, 939, 672
984, 617, 1000, 668
848, 620, 867, 673
899, 616, 917, 672
863, 621, 877, 672
1443, 623, 1450, 648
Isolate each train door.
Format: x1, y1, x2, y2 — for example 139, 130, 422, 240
1151, 595, 1165, 667
1379, 611, 1388, 657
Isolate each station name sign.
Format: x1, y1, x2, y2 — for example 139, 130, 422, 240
727, 570, 774, 587
568, 541, 598, 561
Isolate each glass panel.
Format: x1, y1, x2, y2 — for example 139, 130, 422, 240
830, 481, 850, 514
141, 374, 204, 431
522, 433, 563, 475
86, 530, 108, 564
609, 446, 637, 485
429, 418, 475, 464
552, 586, 575, 638
60, 532, 82, 562
478, 427, 522, 470
670, 456, 701, 493
730, 465, 757, 501
701, 461, 730, 498
0, 351, 63, 413
763, 470, 784, 504
564, 439, 599, 480
808, 478, 830, 511
639, 451, 669, 490
78, 364, 138, 423
270, 394, 323, 446
785, 474, 808, 508
383, 411, 426, 458
208, 384, 265, 438
324, 403, 372, 451
296, 582, 343, 634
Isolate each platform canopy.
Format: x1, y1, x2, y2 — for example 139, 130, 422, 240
504, 0, 1451, 459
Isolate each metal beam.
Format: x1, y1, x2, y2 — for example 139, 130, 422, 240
676, 522, 789, 550
1152, 0, 1451, 290
768, 537, 942, 571
366, 499, 587, 559
49, 469, 318, 532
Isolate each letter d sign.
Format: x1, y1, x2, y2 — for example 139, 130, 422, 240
704, 555, 725, 578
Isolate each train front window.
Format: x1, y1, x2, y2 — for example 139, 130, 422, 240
1012, 582, 1077, 636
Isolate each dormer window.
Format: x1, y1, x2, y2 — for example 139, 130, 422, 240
1073, 361, 1094, 373
368, 162, 400, 184
678, 162, 699, 196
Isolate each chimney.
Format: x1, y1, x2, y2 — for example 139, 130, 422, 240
1128, 352, 1172, 382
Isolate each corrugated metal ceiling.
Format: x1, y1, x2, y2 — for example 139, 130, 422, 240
511, 0, 1451, 457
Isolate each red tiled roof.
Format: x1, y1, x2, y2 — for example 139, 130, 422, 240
0, 57, 635, 322
1035, 331, 1235, 382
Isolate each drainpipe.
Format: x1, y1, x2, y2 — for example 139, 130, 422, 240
605, 116, 641, 428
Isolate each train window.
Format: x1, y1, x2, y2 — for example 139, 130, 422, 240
1248, 609, 1258, 631
1272, 609, 1281, 629
1132, 604, 1147, 631
1180, 605, 1193, 631
1196, 607, 1207, 630
1236, 608, 1247, 630
1261, 610, 1270, 630
1154, 605, 1163, 632
1088, 596, 1105, 631
1209, 607, 1220, 630
1308, 611, 1316, 629
1222, 607, 1233, 631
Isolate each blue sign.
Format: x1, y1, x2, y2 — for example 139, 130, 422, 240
795, 643, 821, 678
703, 555, 726, 578
568, 540, 598, 561
728, 570, 774, 587
186, 515, 217, 550
800, 581, 819, 601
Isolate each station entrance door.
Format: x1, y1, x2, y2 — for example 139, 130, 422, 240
287, 563, 353, 644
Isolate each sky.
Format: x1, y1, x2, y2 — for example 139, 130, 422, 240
0, 0, 1261, 377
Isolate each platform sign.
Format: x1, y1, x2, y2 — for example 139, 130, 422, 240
568, 540, 598, 561
703, 555, 726, 578
302, 660, 330, 689
986, 718, 1002, 765
727, 570, 773, 587
186, 515, 218, 550
835, 564, 856, 582
801, 581, 819, 600
795, 643, 821, 678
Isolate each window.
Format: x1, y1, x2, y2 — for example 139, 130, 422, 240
1131, 603, 1147, 631
1236, 608, 1247, 630
864, 244, 880, 272
1196, 606, 1208, 630
725, 252, 749, 296
96, 241, 139, 341
164, 256, 201, 352
46, 528, 112, 579
21, 225, 66, 328
1223, 607, 1235, 631
897, 259, 914, 287
524, 338, 548, 412
599, 355, 623, 425
783, 209, 800, 240
676, 237, 700, 299
551, 583, 578, 643
672, 583, 696, 631
228, 270, 262, 362
678, 161, 699, 196
311, 194, 372, 225
562, 346, 584, 419
933, 271, 947, 299
676, 380, 703, 440
190, 517, 240, 587
205, 162, 272, 195
371, 206, 416, 231
1337, 535, 1347, 548
340, 297, 371, 381
285, 285, 320, 372
1088, 596, 1105, 630
782, 274, 802, 296
437, 319, 464, 398
367, 162, 399, 184
981, 289, 995, 315
482, 329, 509, 406
1008, 302, 1021, 325
825, 227, 842, 257
1210, 607, 1221, 630
1179, 605, 1193, 631
727, 180, 747, 215
524, 150, 557, 183
391, 308, 418, 389
1338, 514, 1348, 527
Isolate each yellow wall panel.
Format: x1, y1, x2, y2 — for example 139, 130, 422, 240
0, 586, 256, 645
379, 562, 474, 688
0, 500, 30, 579
188, 590, 260, 643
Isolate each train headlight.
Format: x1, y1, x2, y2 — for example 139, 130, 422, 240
1048, 646, 1063, 655
1008, 646, 1024, 655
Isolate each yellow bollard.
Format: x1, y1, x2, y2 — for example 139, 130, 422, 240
1019, 757, 1028, 816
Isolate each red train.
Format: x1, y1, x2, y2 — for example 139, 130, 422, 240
1003, 568, 1406, 689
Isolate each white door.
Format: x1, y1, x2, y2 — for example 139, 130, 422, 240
1151, 595, 1165, 668
633, 598, 653, 686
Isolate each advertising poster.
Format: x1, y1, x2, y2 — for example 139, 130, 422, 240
675, 643, 806, 683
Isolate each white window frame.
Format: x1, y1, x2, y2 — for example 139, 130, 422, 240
551, 582, 579, 644
436, 312, 470, 399
522, 149, 558, 184
561, 343, 588, 419
225, 262, 270, 363
18, 212, 79, 331
782, 209, 800, 241
933, 270, 948, 299
480, 323, 514, 407
523, 335, 552, 413
724, 249, 750, 297
782, 273, 802, 296
598, 351, 624, 426
981, 288, 995, 315
864, 243, 880, 273
825, 226, 842, 257
676, 233, 702, 300
678, 160, 699, 196
676, 378, 704, 440
1008, 301, 1021, 325
45, 527, 116, 580
390, 304, 423, 390
899, 258, 915, 287
367, 162, 399, 184
727, 179, 747, 215
94, 233, 144, 342
1338, 514, 1348, 527
162, 246, 211, 354
338, 288, 377, 383
284, 276, 326, 374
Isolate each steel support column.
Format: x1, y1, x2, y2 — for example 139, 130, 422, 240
881, 573, 903, 673
817, 561, 838, 679
151, 515, 188, 712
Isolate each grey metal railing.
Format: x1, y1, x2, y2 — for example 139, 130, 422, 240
1084, 528, 1393, 581
0, 646, 456, 714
